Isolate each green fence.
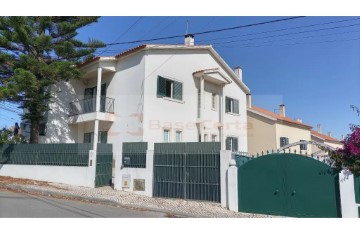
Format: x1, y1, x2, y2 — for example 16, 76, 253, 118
0, 143, 92, 166
95, 143, 113, 187
153, 142, 221, 202
122, 142, 148, 168
354, 174, 360, 204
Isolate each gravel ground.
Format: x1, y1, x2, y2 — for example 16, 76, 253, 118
0, 176, 277, 218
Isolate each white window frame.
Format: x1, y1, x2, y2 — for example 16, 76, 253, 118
175, 130, 182, 142
211, 93, 217, 110
163, 129, 171, 143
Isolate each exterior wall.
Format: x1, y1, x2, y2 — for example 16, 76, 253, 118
275, 123, 312, 154
311, 135, 343, 156
39, 79, 85, 143
114, 150, 154, 197
339, 170, 359, 217
142, 49, 248, 152
247, 112, 277, 155
0, 164, 94, 187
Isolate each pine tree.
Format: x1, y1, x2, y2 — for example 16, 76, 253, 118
0, 17, 104, 143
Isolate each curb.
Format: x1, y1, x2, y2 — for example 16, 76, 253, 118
0, 183, 199, 218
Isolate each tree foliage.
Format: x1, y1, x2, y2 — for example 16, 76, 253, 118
0, 128, 28, 144
0, 17, 104, 143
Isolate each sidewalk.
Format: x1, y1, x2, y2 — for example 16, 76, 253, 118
0, 176, 275, 218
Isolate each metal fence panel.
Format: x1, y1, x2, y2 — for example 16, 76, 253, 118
0, 143, 92, 166
153, 142, 220, 202
95, 143, 113, 187
122, 142, 148, 168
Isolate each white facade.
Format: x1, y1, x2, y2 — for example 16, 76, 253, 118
37, 43, 250, 157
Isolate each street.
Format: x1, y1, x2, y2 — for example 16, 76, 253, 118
0, 190, 169, 218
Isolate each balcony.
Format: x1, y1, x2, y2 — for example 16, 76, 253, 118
68, 97, 115, 124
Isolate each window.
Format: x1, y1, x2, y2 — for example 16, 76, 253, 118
211, 135, 217, 142
212, 93, 217, 110
226, 137, 238, 152
163, 130, 170, 142
39, 122, 47, 136
204, 134, 208, 142
157, 76, 183, 101
83, 131, 108, 144
225, 97, 239, 114
300, 140, 307, 150
280, 137, 289, 147
175, 131, 182, 142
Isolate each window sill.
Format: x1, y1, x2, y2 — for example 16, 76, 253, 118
162, 97, 185, 104
226, 112, 240, 116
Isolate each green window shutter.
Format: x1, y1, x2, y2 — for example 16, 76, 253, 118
157, 76, 166, 97
225, 97, 230, 112
226, 137, 231, 150
233, 99, 239, 114
234, 138, 238, 152
100, 131, 108, 144
84, 133, 91, 143
173, 81, 183, 100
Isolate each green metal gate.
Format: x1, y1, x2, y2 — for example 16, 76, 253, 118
237, 153, 342, 217
95, 144, 113, 187
153, 142, 221, 202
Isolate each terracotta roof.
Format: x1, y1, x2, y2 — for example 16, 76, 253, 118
115, 44, 147, 59
249, 106, 312, 129
77, 56, 100, 68
311, 130, 341, 143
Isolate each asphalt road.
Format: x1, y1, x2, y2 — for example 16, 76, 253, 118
0, 190, 168, 218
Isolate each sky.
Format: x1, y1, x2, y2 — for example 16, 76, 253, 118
1, 16, 359, 139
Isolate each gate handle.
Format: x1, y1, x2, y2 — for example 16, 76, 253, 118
291, 190, 296, 196
274, 189, 279, 195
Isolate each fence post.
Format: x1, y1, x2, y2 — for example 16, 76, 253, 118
145, 150, 154, 197
87, 150, 96, 188
339, 169, 358, 217
220, 150, 232, 208
227, 159, 238, 212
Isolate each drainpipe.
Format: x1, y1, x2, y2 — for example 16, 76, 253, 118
220, 85, 225, 150
200, 76, 205, 142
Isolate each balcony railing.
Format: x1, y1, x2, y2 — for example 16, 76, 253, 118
69, 97, 114, 116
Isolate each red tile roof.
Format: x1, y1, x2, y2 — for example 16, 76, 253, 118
311, 130, 341, 143
249, 106, 312, 129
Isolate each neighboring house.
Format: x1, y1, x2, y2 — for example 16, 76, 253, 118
311, 128, 343, 156
247, 96, 312, 155
30, 35, 250, 155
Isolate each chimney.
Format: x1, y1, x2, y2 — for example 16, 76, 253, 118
246, 93, 252, 108
296, 118, 302, 123
317, 124, 322, 133
328, 131, 332, 137
279, 104, 286, 117
184, 34, 194, 46
234, 66, 242, 81
341, 135, 344, 140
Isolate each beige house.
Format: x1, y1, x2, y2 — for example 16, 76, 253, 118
311, 129, 343, 156
247, 98, 312, 155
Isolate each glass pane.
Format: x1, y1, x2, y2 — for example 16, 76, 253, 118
175, 131, 182, 142
164, 130, 170, 142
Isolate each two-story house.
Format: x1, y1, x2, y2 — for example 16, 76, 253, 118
246, 95, 312, 155
31, 35, 250, 156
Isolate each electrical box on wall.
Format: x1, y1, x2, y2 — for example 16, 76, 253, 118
122, 174, 131, 188
133, 179, 145, 191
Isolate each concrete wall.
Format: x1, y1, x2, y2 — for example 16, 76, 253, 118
247, 111, 277, 155
114, 150, 154, 197
0, 164, 94, 187
339, 170, 359, 218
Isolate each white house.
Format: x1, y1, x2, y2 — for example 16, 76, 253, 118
27, 35, 250, 157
